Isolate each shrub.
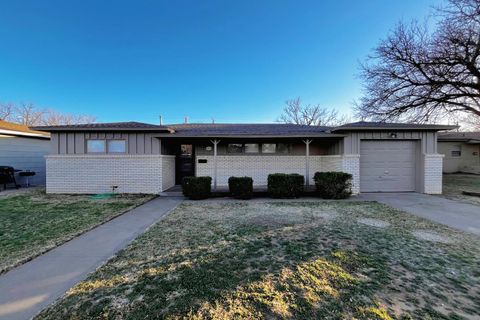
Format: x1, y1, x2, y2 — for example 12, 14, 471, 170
267, 173, 304, 198
228, 176, 254, 199
182, 176, 212, 200
313, 171, 352, 199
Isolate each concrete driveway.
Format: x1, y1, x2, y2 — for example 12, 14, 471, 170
358, 193, 480, 236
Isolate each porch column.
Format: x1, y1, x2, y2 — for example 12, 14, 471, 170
303, 139, 312, 186
210, 139, 220, 191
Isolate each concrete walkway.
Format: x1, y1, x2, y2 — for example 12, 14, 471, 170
358, 193, 480, 236
0, 197, 182, 320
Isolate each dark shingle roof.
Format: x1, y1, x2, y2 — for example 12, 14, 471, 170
331, 121, 457, 131
438, 132, 480, 142
32, 120, 456, 136
162, 123, 336, 137
32, 121, 172, 132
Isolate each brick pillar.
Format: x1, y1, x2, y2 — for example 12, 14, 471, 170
342, 154, 360, 194
423, 154, 444, 194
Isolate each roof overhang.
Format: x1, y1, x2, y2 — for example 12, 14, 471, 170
31, 126, 175, 133
153, 133, 346, 138
331, 125, 458, 132
0, 129, 50, 139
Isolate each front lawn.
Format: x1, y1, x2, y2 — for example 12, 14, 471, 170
0, 190, 154, 274
37, 201, 480, 319
442, 173, 480, 205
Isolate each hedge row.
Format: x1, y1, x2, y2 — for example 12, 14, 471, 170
182, 171, 352, 200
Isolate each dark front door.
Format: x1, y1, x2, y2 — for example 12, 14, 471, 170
176, 144, 194, 184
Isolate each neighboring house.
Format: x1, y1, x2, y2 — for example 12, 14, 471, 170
33, 121, 454, 195
438, 132, 480, 174
0, 120, 50, 186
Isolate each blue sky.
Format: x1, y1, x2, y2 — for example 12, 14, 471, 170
0, 0, 438, 124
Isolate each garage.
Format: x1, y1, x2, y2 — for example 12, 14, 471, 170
360, 140, 417, 192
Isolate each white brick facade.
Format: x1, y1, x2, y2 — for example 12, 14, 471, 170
342, 155, 360, 194
423, 153, 444, 194
195, 155, 358, 190
46, 155, 175, 194
161, 156, 176, 191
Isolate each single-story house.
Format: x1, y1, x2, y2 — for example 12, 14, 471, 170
0, 120, 50, 186
33, 121, 455, 195
438, 132, 480, 174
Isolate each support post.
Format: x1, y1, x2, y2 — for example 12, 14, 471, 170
210, 139, 220, 191
303, 139, 312, 186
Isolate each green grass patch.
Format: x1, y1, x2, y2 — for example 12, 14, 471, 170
0, 189, 154, 273
36, 201, 480, 319
442, 174, 480, 205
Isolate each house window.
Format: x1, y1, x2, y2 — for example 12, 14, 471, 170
107, 140, 126, 153
244, 143, 259, 153
227, 144, 243, 154
262, 143, 276, 153
87, 140, 106, 153
277, 143, 289, 154
451, 150, 461, 157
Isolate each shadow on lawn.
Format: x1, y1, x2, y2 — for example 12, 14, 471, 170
39, 220, 393, 319
37, 202, 480, 320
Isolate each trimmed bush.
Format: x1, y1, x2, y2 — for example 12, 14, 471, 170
182, 176, 212, 200
267, 173, 304, 198
228, 176, 253, 199
313, 171, 352, 199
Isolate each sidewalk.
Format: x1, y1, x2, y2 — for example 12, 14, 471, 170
0, 197, 182, 320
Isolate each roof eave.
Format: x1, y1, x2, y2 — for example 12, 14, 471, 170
153, 133, 346, 138
30, 127, 173, 132
331, 125, 458, 132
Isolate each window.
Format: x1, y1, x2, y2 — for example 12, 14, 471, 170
451, 145, 461, 157
227, 144, 243, 154
107, 140, 126, 153
244, 143, 259, 153
277, 143, 289, 154
262, 143, 276, 153
87, 140, 106, 153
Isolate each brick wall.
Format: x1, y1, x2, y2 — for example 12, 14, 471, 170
342, 155, 360, 194
46, 155, 175, 194
161, 156, 176, 191
195, 155, 348, 187
423, 153, 444, 194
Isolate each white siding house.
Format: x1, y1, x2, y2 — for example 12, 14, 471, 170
0, 120, 50, 187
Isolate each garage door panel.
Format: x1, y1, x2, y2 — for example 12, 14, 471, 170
360, 140, 416, 192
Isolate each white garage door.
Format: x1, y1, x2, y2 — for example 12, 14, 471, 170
360, 140, 416, 192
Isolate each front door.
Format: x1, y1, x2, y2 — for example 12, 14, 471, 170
176, 144, 194, 184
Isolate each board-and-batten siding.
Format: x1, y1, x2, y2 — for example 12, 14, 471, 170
342, 131, 437, 154
50, 132, 161, 155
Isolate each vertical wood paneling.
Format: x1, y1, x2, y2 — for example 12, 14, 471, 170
136, 133, 145, 154
128, 133, 137, 154
74, 133, 84, 153
67, 133, 75, 154
145, 134, 152, 154
59, 133, 67, 154
50, 133, 59, 154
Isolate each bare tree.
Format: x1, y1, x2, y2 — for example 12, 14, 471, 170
42, 109, 96, 126
0, 103, 14, 121
14, 103, 45, 126
357, 0, 480, 123
278, 97, 348, 126
0, 102, 96, 126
